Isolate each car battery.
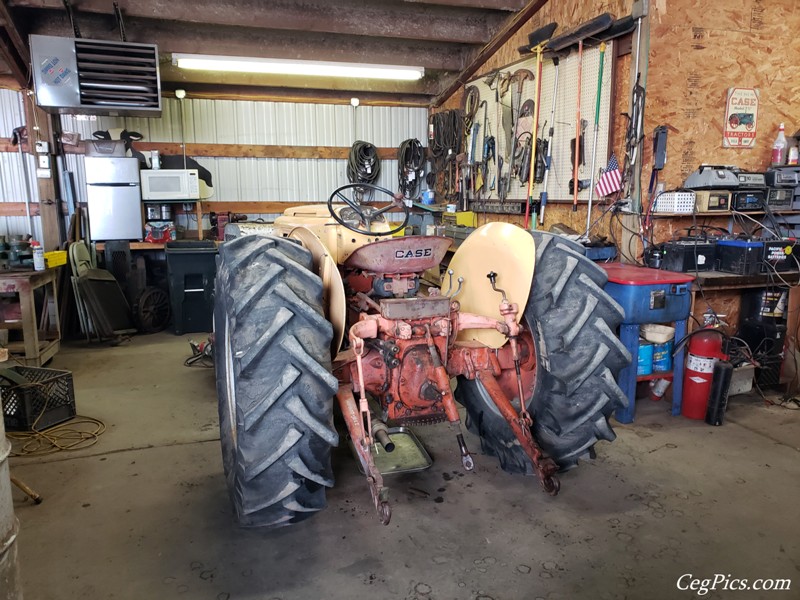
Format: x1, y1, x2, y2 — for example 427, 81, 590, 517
715, 239, 764, 275
731, 189, 765, 211
766, 188, 793, 208
761, 239, 798, 273
694, 190, 730, 212
660, 239, 716, 272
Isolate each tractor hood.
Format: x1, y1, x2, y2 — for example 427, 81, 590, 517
344, 236, 452, 274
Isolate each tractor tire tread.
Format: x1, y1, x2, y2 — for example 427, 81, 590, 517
455, 231, 630, 473
216, 234, 337, 528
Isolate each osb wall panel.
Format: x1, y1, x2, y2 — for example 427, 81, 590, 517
645, 0, 800, 191
691, 290, 741, 336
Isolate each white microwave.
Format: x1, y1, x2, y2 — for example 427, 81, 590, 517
140, 169, 200, 201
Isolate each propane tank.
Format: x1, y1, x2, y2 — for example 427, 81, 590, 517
682, 328, 728, 420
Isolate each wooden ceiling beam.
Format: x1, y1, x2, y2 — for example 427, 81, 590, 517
27, 11, 472, 72
400, 0, 527, 10
11, 0, 506, 45
0, 1, 30, 66
0, 32, 26, 86
431, 0, 548, 106
0, 0, 30, 86
158, 82, 431, 107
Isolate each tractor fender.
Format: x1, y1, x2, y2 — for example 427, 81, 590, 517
289, 226, 347, 355
447, 222, 535, 349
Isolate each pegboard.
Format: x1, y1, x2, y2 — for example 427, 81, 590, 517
464, 41, 614, 205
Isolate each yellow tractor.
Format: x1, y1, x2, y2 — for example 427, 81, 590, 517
214, 183, 630, 527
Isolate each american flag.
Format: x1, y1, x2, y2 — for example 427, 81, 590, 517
595, 153, 622, 197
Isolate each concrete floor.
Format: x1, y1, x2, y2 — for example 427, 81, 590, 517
8, 333, 800, 600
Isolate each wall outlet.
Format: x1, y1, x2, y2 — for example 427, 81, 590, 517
37, 155, 50, 169
34, 140, 49, 154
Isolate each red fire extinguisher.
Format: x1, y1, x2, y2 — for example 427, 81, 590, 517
681, 328, 729, 420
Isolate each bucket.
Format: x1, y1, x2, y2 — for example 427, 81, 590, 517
653, 340, 673, 372
0, 418, 22, 599
637, 341, 654, 376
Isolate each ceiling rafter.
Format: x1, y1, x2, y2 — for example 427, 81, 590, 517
10, 0, 538, 103
10, 0, 508, 44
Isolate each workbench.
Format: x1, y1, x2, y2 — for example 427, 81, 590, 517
0, 269, 61, 367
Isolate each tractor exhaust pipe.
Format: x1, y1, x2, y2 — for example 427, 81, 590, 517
371, 418, 395, 453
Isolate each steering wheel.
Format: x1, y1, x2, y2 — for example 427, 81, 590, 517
327, 183, 410, 236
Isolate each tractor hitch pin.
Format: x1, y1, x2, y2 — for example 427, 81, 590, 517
425, 325, 474, 471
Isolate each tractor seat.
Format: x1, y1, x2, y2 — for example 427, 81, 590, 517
344, 236, 452, 275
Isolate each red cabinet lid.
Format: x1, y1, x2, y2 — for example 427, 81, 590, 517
600, 262, 696, 285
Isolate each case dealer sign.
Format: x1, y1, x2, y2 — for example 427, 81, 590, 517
723, 88, 759, 148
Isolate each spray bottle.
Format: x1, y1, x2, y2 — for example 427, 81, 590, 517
772, 123, 787, 165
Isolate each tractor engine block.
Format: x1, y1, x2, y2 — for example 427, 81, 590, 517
351, 296, 453, 425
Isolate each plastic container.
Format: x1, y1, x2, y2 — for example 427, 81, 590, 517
601, 264, 695, 324
787, 143, 799, 166
772, 123, 787, 166
641, 323, 675, 344
43, 250, 67, 268
1, 366, 76, 431
421, 190, 435, 204
653, 340, 674, 372
637, 341, 654, 376
165, 241, 218, 335
31, 240, 45, 271
729, 364, 755, 396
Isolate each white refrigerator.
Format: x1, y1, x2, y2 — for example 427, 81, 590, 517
85, 156, 143, 240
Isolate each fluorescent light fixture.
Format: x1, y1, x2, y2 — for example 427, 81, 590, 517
172, 54, 424, 81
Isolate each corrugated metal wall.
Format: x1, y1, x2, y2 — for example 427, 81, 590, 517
0, 91, 427, 237
0, 89, 44, 241
60, 98, 429, 206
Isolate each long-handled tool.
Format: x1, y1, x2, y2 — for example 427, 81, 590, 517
571, 40, 584, 213
545, 13, 615, 214
538, 57, 560, 226
475, 100, 488, 197
520, 22, 558, 229
584, 42, 607, 237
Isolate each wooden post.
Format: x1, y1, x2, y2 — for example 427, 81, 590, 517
23, 93, 63, 251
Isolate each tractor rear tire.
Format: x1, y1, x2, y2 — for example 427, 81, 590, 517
215, 234, 339, 527
455, 231, 630, 473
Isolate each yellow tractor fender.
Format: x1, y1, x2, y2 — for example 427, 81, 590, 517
447, 222, 536, 349
288, 226, 348, 355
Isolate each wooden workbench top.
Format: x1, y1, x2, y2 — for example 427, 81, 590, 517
690, 270, 800, 289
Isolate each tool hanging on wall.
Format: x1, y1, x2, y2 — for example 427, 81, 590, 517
584, 42, 607, 237
430, 110, 463, 201
518, 22, 558, 229
538, 57, 560, 225
475, 100, 488, 195
544, 13, 615, 213
504, 69, 534, 201
397, 138, 425, 200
